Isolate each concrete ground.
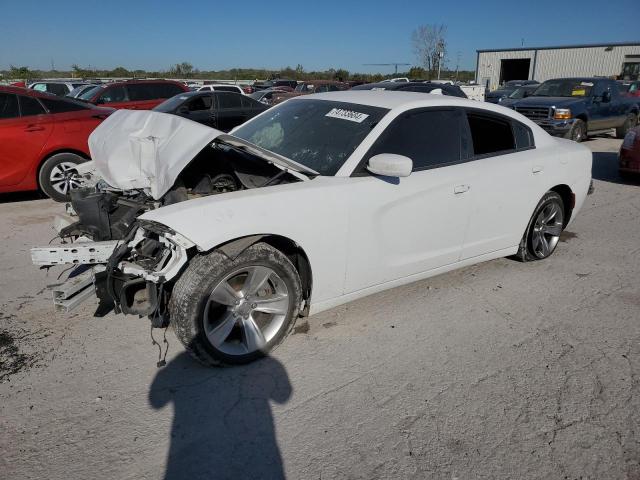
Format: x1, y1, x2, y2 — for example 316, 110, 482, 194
1, 136, 639, 479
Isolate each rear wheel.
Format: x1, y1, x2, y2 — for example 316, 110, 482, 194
38, 153, 86, 202
616, 113, 638, 139
170, 243, 302, 366
516, 191, 565, 262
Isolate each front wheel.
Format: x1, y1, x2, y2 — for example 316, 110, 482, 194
566, 119, 587, 143
170, 242, 302, 366
516, 191, 565, 262
38, 153, 86, 202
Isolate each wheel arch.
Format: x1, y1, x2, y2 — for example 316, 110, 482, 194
212, 234, 313, 315
35, 148, 90, 190
550, 184, 574, 227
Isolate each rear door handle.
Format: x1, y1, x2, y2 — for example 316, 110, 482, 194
532, 165, 544, 174
25, 125, 45, 132
454, 184, 470, 194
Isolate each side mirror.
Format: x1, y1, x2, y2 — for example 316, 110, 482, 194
602, 91, 611, 103
178, 106, 189, 114
366, 154, 412, 178
96, 98, 105, 104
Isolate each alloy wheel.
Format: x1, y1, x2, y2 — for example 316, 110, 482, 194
203, 265, 290, 355
49, 162, 82, 196
531, 202, 564, 258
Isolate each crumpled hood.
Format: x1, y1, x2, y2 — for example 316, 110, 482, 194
88, 109, 315, 200
88, 109, 220, 199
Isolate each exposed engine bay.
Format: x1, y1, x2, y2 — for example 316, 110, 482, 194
62, 141, 301, 242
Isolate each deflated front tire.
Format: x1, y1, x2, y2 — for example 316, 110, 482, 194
169, 242, 302, 366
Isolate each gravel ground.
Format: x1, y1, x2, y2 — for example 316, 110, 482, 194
1, 136, 639, 479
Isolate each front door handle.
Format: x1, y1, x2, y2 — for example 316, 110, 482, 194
454, 184, 470, 194
532, 165, 544, 174
25, 125, 45, 132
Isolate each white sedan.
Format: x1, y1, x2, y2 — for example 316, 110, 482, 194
32, 91, 592, 366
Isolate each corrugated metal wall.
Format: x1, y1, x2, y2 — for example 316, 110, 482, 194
477, 44, 640, 90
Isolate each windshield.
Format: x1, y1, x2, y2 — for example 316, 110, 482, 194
153, 94, 192, 112
78, 85, 103, 100
532, 79, 594, 97
232, 99, 389, 175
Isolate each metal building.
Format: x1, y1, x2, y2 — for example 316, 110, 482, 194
476, 42, 640, 90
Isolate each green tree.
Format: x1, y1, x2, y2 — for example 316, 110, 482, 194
10, 65, 34, 82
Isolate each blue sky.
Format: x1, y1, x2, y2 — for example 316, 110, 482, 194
0, 0, 637, 74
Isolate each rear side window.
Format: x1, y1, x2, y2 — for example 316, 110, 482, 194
366, 109, 468, 171
47, 83, 68, 96
217, 92, 242, 109
127, 83, 155, 101
40, 98, 89, 113
157, 83, 185, 98
466, 112, 515, 156
19, 96, 46, 116
0, 93, 19, 119
513, 122, 534, 149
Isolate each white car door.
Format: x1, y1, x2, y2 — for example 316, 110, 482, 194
459, 110, 540, 259
344, 108, 473, 294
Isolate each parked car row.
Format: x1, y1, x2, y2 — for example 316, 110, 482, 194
3, 73, 636, 203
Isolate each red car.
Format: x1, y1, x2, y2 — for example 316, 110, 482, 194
619, 125, 640, 179
77, 79, 189, 110
0, 86, 113, 201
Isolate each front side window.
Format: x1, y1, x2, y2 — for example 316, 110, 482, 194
217, 92, 242, 109
19, 96, 46, 116
99, 86, 127, 103
232, 99, 389, 176
467, 112, 515, 156
365, 109, 467, 172
187, 95, 212, 111
32, 83, 47, 92
0, 93, 19, 119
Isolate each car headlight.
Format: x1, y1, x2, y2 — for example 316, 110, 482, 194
554, 108, 572, 120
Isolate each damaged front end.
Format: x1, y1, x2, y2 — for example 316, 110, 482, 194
32, 220, 195, 326
31, 109, 313, 324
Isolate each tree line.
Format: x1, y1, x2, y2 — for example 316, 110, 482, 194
2, 62, 474, 84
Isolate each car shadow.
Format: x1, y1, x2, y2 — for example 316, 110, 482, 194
149, 351, 292, 480
0, 191, 45, 204
591, 151, 640, 185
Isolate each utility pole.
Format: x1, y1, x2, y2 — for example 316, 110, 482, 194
455, 51, 461, 81
437, 51, 444, 80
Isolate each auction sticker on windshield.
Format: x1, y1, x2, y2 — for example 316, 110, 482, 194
325, 108, 370, 123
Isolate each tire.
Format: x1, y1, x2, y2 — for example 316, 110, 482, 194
38, 153, 86, 202
516, 191, 565, 262
169, 242, 302, 366
616, 113, 638, 139
566, 119, 587, 143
